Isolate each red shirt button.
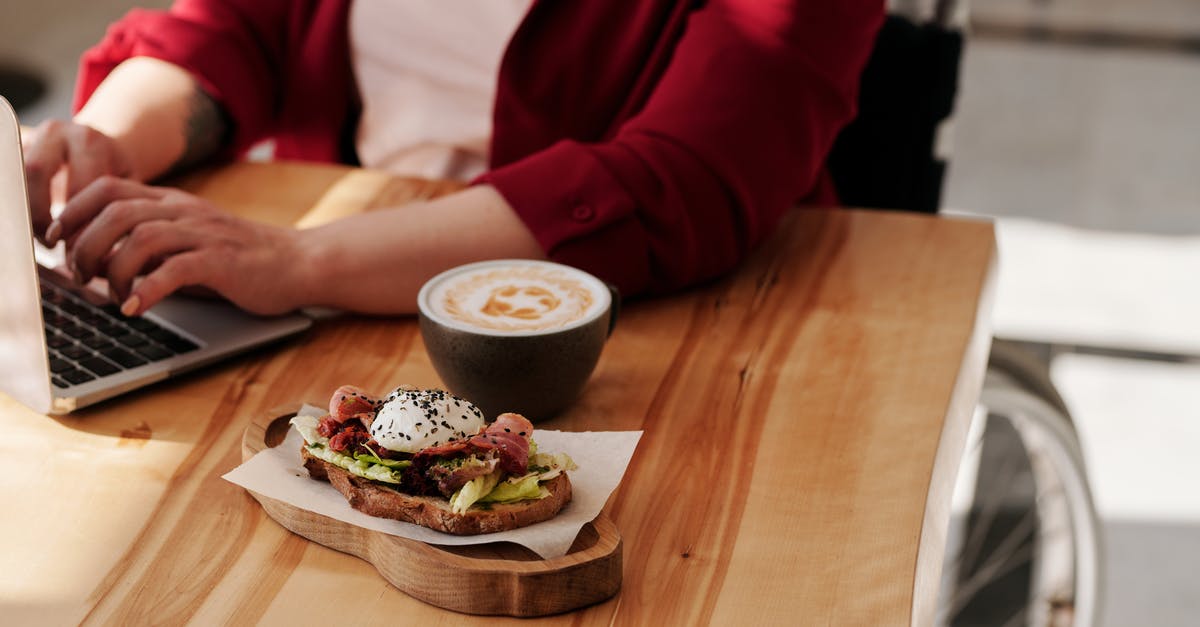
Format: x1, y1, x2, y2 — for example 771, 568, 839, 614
571, 204, 595, 221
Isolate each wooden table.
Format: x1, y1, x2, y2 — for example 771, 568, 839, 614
0, 162, 996, 625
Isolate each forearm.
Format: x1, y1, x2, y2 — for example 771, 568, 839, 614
74, 57, 227, 182
295, 185, 546, 314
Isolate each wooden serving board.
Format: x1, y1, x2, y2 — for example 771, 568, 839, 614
240, 406, 623, 617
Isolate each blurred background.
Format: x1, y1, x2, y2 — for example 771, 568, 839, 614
2, 1, 1197, 625
946, 2, 1200, 623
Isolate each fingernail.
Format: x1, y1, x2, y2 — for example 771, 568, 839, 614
120, 294, 141, 317
44, 220, 62, 245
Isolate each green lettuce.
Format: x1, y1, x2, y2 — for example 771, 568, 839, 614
479, 473, 546, 503
449, 471, 501, 513
290, 414, 326, 447
355, 449, 411, 469
447, 450, 579, 511
291, 414, 408, 484
528, 451, 577, 480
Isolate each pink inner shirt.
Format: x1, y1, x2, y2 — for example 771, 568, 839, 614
350, 1, 534, 181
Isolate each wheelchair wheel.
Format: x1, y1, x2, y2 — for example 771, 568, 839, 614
937, 341, 1104, 626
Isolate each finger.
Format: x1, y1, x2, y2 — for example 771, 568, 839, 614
68, 198, 185, 283
21, 120, 69, 239
63, 125, 130, 200
51, 175, 169, 247
121, 251, 209, 317
103, 220, 197, 302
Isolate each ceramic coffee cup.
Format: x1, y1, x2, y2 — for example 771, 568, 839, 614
417, 259, 618, 421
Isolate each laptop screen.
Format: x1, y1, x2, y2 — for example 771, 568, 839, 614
0, 96, 53, 413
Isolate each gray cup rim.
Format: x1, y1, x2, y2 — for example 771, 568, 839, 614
417, 259, 612, 338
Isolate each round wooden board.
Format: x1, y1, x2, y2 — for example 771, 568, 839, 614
241, 406, 623, 617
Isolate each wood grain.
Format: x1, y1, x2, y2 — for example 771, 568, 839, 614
0, 162, 995, 625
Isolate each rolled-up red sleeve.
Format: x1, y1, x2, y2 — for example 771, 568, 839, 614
482, 1, 884, 296
74, 0, 354, 162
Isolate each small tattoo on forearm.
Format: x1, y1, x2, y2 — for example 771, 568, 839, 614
171, 85, 231, 174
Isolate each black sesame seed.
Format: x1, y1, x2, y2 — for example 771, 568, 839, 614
504, 427, 511, 432
518, 431, 526, 436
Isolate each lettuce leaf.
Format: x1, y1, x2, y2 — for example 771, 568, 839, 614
303, 442, 355, 472
450, 454, 577, 510
355, 450, 411, 469
293, 415, 407, 484
529, 452, 577, 480
304, 444, 406, 484
359, 460, 406, 483
445, 445, 579, 512
449, 471, 501, 514
480, 473, 547, 503
290, 414, 326, 446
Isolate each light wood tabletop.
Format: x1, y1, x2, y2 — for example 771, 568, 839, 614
0, 162, 996, 625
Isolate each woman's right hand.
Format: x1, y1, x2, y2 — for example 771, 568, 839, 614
21, 119, 133, 245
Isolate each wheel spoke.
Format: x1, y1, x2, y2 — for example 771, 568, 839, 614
940, 348, 1104, 627
949, 510, 1037, 617
955, 422, 1027, 576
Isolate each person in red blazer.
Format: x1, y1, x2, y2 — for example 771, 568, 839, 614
22, 0, 883, 316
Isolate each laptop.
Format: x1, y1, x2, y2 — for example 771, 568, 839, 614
0, 96, 312, 414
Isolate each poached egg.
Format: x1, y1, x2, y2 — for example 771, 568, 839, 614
369, 388, 486, 454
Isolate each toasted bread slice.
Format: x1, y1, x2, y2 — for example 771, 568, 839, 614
301, 446, 572, 535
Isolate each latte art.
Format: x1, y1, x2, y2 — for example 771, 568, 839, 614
480, 284, 562, 320
425, 262, 607, 334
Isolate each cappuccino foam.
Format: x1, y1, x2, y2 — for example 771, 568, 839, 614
423, 261, 608, 334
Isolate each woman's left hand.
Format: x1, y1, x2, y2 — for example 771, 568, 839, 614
49, 176, 309, 317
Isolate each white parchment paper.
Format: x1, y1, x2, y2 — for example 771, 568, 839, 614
222, 405, 641, 558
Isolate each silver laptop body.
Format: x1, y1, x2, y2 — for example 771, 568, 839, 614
0, 96, 312, 414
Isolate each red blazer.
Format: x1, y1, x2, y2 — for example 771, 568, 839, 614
76, 0, 883, 296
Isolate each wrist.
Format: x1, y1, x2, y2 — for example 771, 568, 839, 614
291, 225, 338, 310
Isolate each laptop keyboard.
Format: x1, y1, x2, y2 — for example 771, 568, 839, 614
40, 279, 199, 389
